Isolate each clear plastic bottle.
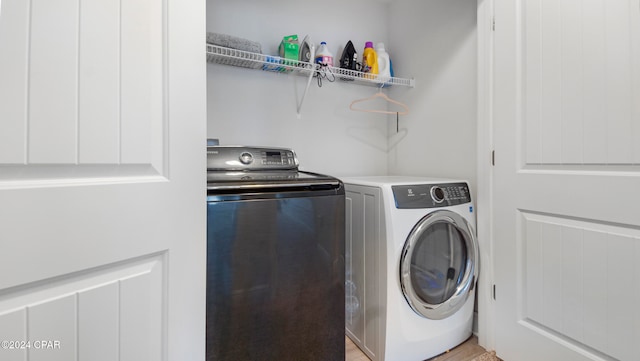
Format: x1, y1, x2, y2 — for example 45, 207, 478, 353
375, 43, 391, 84
315, 42, 334, 67
362, 42, 378, 78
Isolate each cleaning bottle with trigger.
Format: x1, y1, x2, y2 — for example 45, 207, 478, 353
362, 42, 378, 79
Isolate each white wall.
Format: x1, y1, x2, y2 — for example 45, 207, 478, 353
387, 0, 477, 190
207, 0, 393, 177
207, 0, 477, 182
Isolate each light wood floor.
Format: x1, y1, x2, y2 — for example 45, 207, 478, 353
346, 335, 488, 361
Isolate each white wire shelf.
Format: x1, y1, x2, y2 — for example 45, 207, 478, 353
329, 66, 415, 87
206, 44, 415, 88
206, 44, 314, 74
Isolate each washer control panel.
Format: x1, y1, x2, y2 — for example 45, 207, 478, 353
392, 182, 471, 209
207, 146, 298, 171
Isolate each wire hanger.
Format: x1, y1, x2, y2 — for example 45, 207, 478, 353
349, 85, 409, 115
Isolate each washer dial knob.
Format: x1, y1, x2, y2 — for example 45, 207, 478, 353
430, 186, 445, 203
239, 152, 253, 165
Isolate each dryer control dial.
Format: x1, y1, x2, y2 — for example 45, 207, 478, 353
239, 152, 254, 165
430, 186, 445, 203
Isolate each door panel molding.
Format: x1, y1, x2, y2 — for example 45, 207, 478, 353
519, 165, 640, 174
517, 210, 640, 359
517, 209, 638, 361
0, 252, 166, 361
0, 164, 166, 190
0, 0, 167, 181
520, 0, 640, 167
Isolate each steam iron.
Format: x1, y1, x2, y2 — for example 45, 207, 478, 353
339, 40, 359, 81
299, 35, 315, 66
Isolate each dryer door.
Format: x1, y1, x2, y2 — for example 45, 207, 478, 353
399, 210, 478, 320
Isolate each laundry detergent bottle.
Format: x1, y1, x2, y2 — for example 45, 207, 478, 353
362, 42, 378, 78
315, 42, 334, 67
375, 43, 391, 84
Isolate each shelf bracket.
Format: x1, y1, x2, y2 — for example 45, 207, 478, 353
296, 66, 316, 117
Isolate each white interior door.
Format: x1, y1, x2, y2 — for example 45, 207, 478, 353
492, 0, 640, 360
0, 0, 206, 360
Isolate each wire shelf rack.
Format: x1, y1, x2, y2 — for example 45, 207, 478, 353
206, 44, 314, 74
206, 44, 415, 88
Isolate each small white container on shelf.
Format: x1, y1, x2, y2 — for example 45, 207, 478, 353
375, 43, 392, 85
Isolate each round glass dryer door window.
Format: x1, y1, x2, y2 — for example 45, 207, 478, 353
400, 210, 477, 320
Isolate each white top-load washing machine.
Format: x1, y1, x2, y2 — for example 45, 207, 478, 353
343, 176, 478, 361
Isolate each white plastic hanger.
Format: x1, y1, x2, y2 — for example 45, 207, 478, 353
349, 87, 409, 115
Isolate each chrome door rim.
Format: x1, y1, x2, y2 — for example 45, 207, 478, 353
399, 210, 478, 320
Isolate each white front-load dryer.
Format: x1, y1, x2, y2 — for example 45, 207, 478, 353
343, 176, 478, 361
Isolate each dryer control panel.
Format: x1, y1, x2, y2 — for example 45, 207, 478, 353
207, 146, 298, 171
392, 182, 471, 209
